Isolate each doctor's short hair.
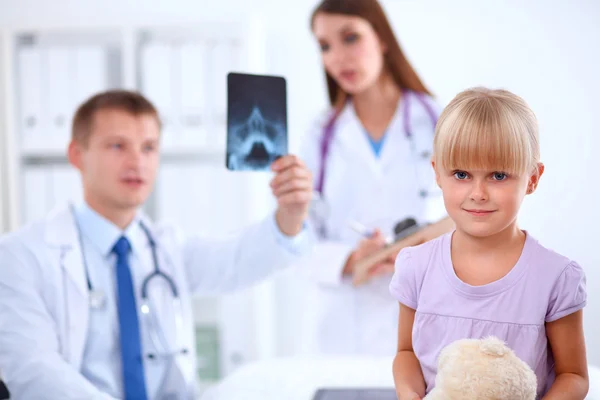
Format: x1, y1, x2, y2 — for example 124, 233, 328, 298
433, 87, 540, 176
71, 89, 161, 146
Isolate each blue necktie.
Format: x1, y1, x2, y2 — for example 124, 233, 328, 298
112, 236, 148, 400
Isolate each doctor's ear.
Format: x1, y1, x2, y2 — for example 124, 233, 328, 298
67, 140, 84, 171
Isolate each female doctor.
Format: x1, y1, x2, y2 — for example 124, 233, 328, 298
296, 0, 448, 356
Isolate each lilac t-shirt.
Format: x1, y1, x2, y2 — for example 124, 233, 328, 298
389, 231, 587, 397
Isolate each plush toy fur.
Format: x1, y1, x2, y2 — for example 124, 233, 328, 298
424, 336, 537, 400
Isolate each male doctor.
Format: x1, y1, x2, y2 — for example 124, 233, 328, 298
0, 90, 313, 399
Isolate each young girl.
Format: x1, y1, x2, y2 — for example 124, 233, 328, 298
389, 88, 588, 399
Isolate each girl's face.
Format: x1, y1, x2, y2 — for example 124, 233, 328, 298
433, 163, 544, 238
312, 12, 387, 95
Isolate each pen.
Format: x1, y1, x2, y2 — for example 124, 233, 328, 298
348, 220, 394, 244
348, 220, 374, 238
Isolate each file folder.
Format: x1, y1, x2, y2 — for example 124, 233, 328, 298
44, 46, 72, 151
178, 42, 208, 148
17, 47, 44, 151
141, 42, 177, 148
73, 45, 107, 107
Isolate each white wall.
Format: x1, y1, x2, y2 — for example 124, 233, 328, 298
1, 0, 599, 366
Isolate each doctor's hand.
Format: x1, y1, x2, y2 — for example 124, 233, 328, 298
271, 155, 313, 236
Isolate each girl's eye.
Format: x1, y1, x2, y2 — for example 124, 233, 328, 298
319, 43, 330, 52
453, 171, 469, 180
492, 172, 508, 181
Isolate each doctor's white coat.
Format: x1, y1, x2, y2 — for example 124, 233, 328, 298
294, 94, 446, 356
0, 205, 309, 399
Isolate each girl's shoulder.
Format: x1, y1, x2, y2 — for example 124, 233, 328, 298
520, 233, 587, 322
388, 233, 449, 309
525, 233, 584, 279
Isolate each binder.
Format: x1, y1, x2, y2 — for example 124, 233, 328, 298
140, 42, 176, 148
177, 42, 207, 148
17, 47, 44, 151
351, 216, 455, 286
44, 46, 72, 152
211, 41, 233, 128
73, 45, 107, 108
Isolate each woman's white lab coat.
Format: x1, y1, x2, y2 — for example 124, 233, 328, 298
296, 93, 446, 356
0, 205, 309, 399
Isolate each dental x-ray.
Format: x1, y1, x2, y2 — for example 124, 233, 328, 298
226, 72, 288, 171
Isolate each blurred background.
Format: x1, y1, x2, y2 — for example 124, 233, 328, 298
0, 0, 599, 396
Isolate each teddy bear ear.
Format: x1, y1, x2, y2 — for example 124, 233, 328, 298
479, 336, 509, 357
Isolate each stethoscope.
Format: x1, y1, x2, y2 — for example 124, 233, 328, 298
69, 205, 189, 360
310, 89, 438, 237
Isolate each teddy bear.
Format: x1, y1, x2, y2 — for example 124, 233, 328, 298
424, 336, 537, 400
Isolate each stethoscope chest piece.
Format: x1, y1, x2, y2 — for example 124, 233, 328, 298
89, 289, 106, 310
310, 194, 330, 221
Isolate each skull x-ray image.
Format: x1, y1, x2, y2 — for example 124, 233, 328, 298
226, 72, 287, 171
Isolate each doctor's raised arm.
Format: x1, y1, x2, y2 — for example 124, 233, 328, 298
0, 90, 313, 400
294, 0, 449, 357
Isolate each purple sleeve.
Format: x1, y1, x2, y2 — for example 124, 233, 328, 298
389, 248, 420, 310
546, 261, 587, 322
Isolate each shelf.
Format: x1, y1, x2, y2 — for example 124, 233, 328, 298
19, 146, 226, 163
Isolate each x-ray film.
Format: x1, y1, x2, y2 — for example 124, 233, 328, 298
226, 72, 288, 171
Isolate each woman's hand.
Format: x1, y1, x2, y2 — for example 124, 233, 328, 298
342, 229, 387, 276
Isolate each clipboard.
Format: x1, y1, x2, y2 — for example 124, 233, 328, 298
351, 216, 455, 286
312, 388, 397, 399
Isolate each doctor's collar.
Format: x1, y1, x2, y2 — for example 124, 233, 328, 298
73, 201, 148, 257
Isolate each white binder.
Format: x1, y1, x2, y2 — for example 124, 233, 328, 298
17, 47, 44, 151
44, 46, 73, 152
73, 45, 107, 111
177, 42, 208, 148
140, 42, 177, 149
211, 42, 231, 125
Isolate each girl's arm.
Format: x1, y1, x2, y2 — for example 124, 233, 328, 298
543, 310, 588, 399
393, 303, 426, 400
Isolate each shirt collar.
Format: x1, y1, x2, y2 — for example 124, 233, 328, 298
74, 201, 148, 257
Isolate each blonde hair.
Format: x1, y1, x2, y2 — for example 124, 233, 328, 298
433, 87, 540, 176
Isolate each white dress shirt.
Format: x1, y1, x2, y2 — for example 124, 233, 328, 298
74, 202, 307, 399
